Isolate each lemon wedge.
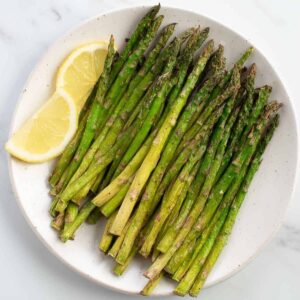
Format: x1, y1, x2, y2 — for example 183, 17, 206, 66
6, 90, 77, 163
6, 41, 110, 163
56, 41, 109, 111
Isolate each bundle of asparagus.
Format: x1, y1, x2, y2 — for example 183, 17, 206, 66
48, 5, 281, 296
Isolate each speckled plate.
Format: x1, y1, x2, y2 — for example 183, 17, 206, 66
7, 5, 299, 296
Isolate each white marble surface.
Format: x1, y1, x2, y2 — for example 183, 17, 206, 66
0, 0, 299, 299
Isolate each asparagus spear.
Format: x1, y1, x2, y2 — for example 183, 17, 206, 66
104, 15, 164, 112
166, 98, 243, 273
92, 130, 157, 207
172, 122, 259, 281
113, 210, 157, 275
70, 50, 179, 205
62, 29, 180, 197
90, 24, 177, 192
55, 124, 140, 231
109, 40, 214, 236
60, 200, 95, 242
55, 36, 115, 192
109, 44, 180, 175
156, 68, 241, 253
121, 27, 198, 131
108, 5, 160, 83
63, 202, 79, 238
176, 63, 241, 155
86, 207, 101, 224
189, 115, 279, 296
51, 212, 64, 231
57, 128, 153, 219
123, 23, 176, 97
141, 273, 164, 296
109, 29, 209, 181
49, 86, 96, 189
55, 81, 172, 214
176, 47, 254, 151
62, 16, 163, 186
99, 213, 116, 253
167, 96, 275, 273
172, 121, 257, 281
56, 61, 177, 227
139, 139, 210, 257
215, 64, 257, 180
116, 106, 223, 265
99, 65, 171, 190
100, 181, 131, 217
144, 101, 279, 279
154, 164, 198, 252
175, 207, 228, 295
108, 221, 132, 258
113, 245, 138, 276
194, 103, 277, 235
166, 27, 210, 108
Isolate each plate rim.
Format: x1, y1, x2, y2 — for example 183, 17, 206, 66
6, 4, 300, 296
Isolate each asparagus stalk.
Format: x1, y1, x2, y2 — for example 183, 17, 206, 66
174, 208, 228, 296
71, 60, 178, 204
116, 106, 223, 265
100, 69, 170, 189
215, 64, 257, 180
91, 169, 106, 194
51, 212, 64, 231
194, 103, 278, 235
55, 61, 176, 221
165, 96, 243, 273
172, 126, 257, 281
123, 23, 176, 97
108, 221, 132, 258
70, 73, 162, 203
178, 46, 253, 147
140, 273, 164, 296
189, 115, 279, 296
166, 27, 210, 108
140, 140, 210, 257
112, 74, 178, 177
112, 211, 157, 274
55, 36, 115, 192
172, 123, 257, 282
167, 96, 275, 274
86, 207, 101, 224
92, 130, 157, 207
108, 5, 160, 83
109, 29, 209, 181
49, 86, 95, 189
172, 217, 216, 281
60, 200, 95, 242
110, 47, 180, 175
62, 202, 79, 238
62, 27, 179, 197
55, 101, 161, 213
109, 40, 214, 236
90, 24, 177, 192
176, 63, 241, 155
156, 68, 240, 253
100, 181, 131, 217
121, 27, 198, 131
154, 166, 197, 252
113, 245, 138, 276
144, 101, 279, 279
104, 15, 164, 111
99, 213, 116, 253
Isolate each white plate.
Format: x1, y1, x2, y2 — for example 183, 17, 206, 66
7, 5, 299, 296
